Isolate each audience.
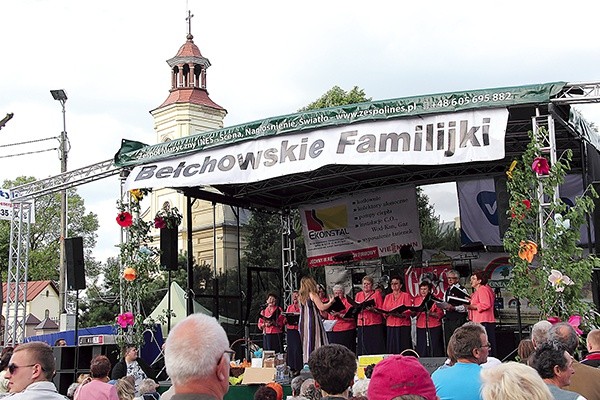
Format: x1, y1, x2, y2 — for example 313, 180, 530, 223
74, 355, 118, 400
300, 378, 321, 400
289, 375, 307, 399
530, 342, 584, 400
137, 378, 160, 400
254, 385, 278, 400
530, 320, 552, 348
308, 344, 356, 399
582, 329, 600, 367
480, 361, 553, 400
115, 378, 136, 400
0, 349, 13, 394
165, 313, 231, 400
265, 382, 283, 400
111, 346, 155, 395
517, 338, 535, 363
431, 322, 488, 400
368, 354, 438, 400
549, 322, 600, 399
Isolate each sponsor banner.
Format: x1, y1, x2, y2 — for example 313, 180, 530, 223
0, 188, 35, 223
405, 264, 452, 298
457, 178, 502, 246
299, 185, 422, 268
116, 82, 564, 167
124, 109, 509, 190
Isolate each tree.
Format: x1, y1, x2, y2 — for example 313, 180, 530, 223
0, 176, 99, 281
298, 86, 372, 111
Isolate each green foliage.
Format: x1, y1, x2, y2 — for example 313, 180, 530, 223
0, 176, 99, 282
299, 85, 371, 112
417, 187, 460, 250
503, 130, 600, 329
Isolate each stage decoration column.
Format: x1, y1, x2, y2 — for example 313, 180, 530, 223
503, 127, 600, 330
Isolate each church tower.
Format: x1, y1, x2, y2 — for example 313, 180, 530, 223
149, 12, 243, 274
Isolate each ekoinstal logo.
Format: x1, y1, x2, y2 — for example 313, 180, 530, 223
305, 205, 349, 239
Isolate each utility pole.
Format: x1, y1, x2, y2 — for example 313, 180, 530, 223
50, 89, 69, 318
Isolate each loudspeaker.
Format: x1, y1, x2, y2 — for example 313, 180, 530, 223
160, 227, 178, 270
65, 237, 85, 290
592, 268, 600, 310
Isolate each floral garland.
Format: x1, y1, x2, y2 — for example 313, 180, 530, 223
115, 189, 182, 348
503, 128, 600, 331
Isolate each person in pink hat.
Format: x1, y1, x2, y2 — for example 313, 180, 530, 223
368, 355, 439, 400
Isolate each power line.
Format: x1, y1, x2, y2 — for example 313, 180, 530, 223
0, 148, 58, 159
0, 136, 58, 148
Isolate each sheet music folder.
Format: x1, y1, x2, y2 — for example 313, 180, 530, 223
283, 312, 299, 325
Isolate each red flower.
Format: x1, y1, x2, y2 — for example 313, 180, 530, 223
117, 312, 134, 328
523, 199, 531, 209
116, 211, 133, 227
154, 216, 166, 229
532, 157, 550, 175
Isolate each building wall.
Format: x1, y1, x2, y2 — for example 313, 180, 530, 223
29, 288, 60, 322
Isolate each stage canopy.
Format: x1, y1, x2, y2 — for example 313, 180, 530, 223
115, 82, 600, 211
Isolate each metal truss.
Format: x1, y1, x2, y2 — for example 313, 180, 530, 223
552, 82, 600, 104
281, 212, 297, 306
4, 159, 121, 344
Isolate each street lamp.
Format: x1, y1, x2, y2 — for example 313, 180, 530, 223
50, 89, 69, 320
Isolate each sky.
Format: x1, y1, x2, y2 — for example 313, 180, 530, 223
1, 0, 600, 264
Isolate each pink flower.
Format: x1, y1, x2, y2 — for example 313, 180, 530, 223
547, 316, 561, 324
116, 211, 133, 227
532, 157, 550, 175
117, 312, 134, 328
154, 216, 166, 229
568, 315, 583, 336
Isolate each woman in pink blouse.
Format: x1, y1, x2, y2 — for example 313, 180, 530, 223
382, 276, 413, 354
356, 275, 385, 355
468, 270, 497, 356
258, 292, 286, 353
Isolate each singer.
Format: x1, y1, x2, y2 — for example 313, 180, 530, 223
356, 276, 385, 356
298, 276, 334, 363
258, 293, 285, 353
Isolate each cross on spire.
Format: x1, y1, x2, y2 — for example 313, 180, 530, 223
186, 10, 194, 37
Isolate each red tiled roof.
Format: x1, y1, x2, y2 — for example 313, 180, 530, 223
157, 88, 225, 111
175, 35, 203, 58
1, 280, 58, 302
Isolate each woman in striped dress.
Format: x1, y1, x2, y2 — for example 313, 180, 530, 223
298, 276, 334, 364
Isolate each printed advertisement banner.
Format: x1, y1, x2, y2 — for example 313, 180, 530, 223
124, 108, 509, 190
299, 185, 422, 267
0, 188, 35, 223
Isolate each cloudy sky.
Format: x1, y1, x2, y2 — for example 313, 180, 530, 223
2, 0, 600, 263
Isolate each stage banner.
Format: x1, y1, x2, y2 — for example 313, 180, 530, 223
299, 185, 422, 267
405, 264, 453, 298
0, 188, 35, 223
560, 174, 594, 244
457, 178, 502, 246
124, 108, 509, 190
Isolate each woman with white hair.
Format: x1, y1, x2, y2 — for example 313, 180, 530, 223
480, 361, 553, 400
326, 284, 357, 354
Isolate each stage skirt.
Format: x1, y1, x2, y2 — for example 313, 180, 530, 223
264, 332, 284, 354
386, 326, 412, 354
357, 324, 385, 356
286, 330, 303, 371
327, 329, 357, 355
416, 326, 444, 357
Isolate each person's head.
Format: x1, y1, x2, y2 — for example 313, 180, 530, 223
6, 341, 56, 392
254, 385, 277, 400
300, 378, 320, 400
332, 284, 345, 297
299, 276, 319, 303
165, 313, 230, 398
138, 378, 158, 394
351, 379, 369, 398
517, 339, 535, 363
547, 322, 579, 354
89, 355, 112, 379
480, 361, 553, 400
451, 322, 489, 364
390, 276, 403, 292
0, 350, 13, 371
368, 355, 437, 400
115, 378, 135, 400
122, 345, 138, 362
291, 290, 299, 303
470, 270, 489, 288
530, 320, 552, 348
265, 382, 283, 400
54, 338, 67, 347
362, 276, 374, 292
419, 281, 432, 297
266, 293, 278, 306
445, 270, 460, 286
587, 328, 600, 352
317, 285, 326, 297
308, 344, 356, 396
290, 375, 306, 396
530, 342, 574, 388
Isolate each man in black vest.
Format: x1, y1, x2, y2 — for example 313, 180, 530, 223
443, 269, 470, 351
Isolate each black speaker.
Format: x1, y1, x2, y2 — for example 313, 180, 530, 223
592, 268, 600, 310
160, 228, 178, 270
65, 237, 85, 290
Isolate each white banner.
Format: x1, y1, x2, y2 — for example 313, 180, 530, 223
299, 185, 422, 267
124, 109, 509, 190
0, 188, 35, 223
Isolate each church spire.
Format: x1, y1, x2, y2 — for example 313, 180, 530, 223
155, 10, 224, 111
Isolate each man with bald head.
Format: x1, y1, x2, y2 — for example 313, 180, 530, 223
582, 329, 600, 367
165, 313, 232, 400
548, 322, 600, 400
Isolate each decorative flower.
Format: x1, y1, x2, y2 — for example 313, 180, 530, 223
506, 160, 518, 180
117, 312, 134, 328
154, 216, 166, 229
548, 269, 573, 292
518, 240, 537, 262
532, 156, 550, 175
511, 199, 532, 220
554, 213, 571, 231
116, 211, 133, 227
547, 316, 561, 324
130, 189, 144, 202
547, 315, 582, 336
123, 267, 137, 281
139, 246, 154, 256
